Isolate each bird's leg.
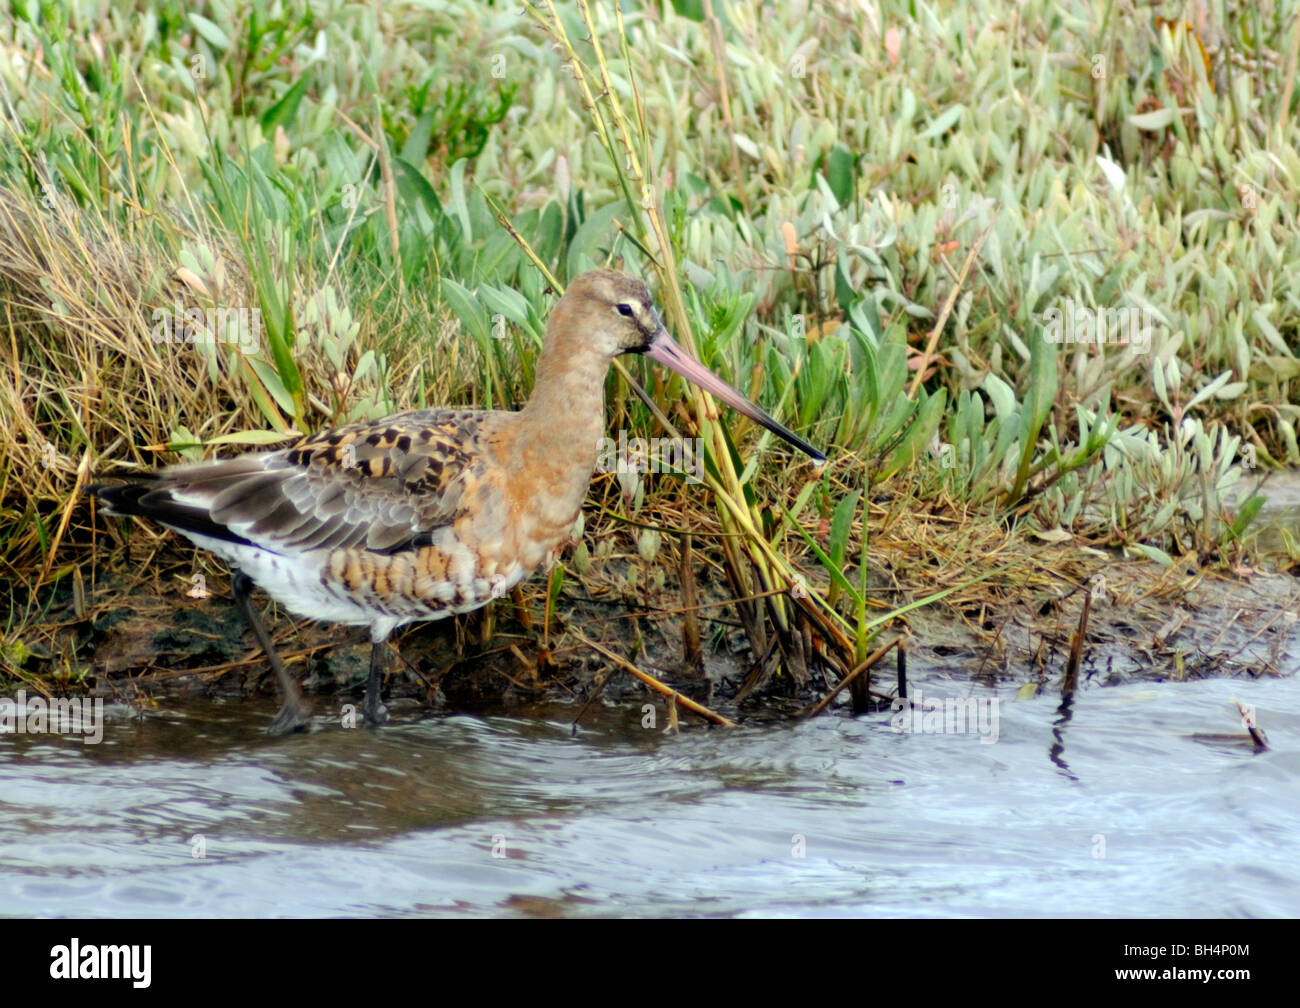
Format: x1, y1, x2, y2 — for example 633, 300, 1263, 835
362, 638, 389, 726
510, 585, 534, 632
232, 571, 310, 735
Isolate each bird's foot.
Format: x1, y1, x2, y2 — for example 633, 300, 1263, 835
361, 695, 389, 727
267, 699, 312, 736
362, 637, 390, 727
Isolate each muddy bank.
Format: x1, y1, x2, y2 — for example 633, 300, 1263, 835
5, 532, 1297, 731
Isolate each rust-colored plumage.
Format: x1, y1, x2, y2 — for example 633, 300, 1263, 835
93, 270, 824, 732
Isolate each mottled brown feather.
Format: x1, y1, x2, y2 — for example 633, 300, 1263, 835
140, 408, 494, 559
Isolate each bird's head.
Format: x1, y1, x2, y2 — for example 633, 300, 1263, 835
558, 270, 825, 463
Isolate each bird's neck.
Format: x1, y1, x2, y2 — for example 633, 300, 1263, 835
516, 316, 614, 508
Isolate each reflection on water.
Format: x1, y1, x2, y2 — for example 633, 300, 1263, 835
2, 676, 1297, 917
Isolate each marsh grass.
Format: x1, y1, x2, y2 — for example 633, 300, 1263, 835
2, 0, 1297, 697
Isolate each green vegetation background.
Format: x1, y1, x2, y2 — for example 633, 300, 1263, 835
2, 0, 1297, 660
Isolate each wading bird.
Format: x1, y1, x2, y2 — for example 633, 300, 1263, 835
93, 270, 824, 732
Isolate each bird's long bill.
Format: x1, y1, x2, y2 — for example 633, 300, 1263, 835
644, 329, 827, 463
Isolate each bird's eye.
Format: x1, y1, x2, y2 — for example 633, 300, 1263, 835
616, 303, 635, 318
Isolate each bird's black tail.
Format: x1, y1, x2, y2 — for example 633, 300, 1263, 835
88, 475, 160, 518
89, 474, 257, 549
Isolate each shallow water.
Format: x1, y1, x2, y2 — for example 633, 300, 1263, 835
1238, 468, 1300, 556
2, 673, 1297, 917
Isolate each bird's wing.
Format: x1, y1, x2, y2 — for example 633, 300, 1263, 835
94, 409, 493, 556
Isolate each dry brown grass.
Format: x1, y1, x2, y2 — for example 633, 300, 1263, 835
0, 182, 490, 597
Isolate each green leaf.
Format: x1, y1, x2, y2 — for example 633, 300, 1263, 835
918, 104, 964, 140
1185, 370, 1233, 411
1230, 494, 1266, 539
669, 0, 706, 21
566, 201, 623, 278
829, 490, 861, 570
982, 373, 1016, 419
447, 158, 472, 239
881, 388, 945, 479
205, 429, 298, 447
834, 257, 856, 314
189, 13, 231, 51
441, 278, 489, 343
246, 355, 296, 415
393, 156, 453, 237
261, 73, 311, 133
401, 105, 439, 164
1130, 543, 1174, 566
1128, 107, 1177, 130
535, 200, 564, 265
787, 506, 861, 603
826, 145, 855, 206
478, 284, 533, 328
